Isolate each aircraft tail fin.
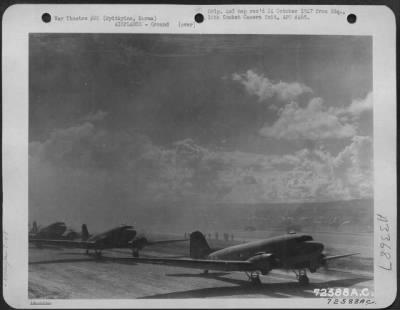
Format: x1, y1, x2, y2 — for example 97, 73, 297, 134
190, 231, 211, 259
81, 224, 89, 241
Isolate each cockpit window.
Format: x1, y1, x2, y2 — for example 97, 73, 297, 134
295, 235, 313, 242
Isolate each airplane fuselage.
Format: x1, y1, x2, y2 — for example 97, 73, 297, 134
87, 225, 137, 249
30, 222, 67, 239
207, 234, 324, 271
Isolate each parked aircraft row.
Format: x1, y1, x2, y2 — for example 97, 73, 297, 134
29, 221, 83, 240
29, 222, 186, 257
110, 231, 358, 285
29, 222, 358, 286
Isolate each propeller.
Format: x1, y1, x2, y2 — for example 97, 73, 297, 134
318, 252, 359, 271
128, 236, 149, 257
131, 236, 149, 250
319, 253, 329, 271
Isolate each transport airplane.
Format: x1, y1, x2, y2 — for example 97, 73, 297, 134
29, 224, 187, 257
117, 231, 358, 285
29, 221, 67, 239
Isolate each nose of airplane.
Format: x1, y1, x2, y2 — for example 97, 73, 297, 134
316, 242, 324, 252
304, 241, 324, 253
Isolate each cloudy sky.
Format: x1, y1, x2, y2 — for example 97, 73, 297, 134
29, 34, 372, 226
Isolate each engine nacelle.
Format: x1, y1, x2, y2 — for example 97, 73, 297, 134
247, 253, 275, 275
308, 259, 321, 272
124, 228, 137, 241
308, 254, 326, 273
130, 236, 148, 250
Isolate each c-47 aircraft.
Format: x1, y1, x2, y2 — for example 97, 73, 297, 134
29, 224, 187, 257
29, 221, 67, 239
29, 221, 86, 241
117, 231, 358, 286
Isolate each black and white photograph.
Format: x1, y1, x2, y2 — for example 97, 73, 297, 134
27, 33, 374, 299
2, 4, 396, 308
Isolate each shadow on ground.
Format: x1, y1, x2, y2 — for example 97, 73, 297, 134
29, 254, 141, 266
140, 273, 371, 299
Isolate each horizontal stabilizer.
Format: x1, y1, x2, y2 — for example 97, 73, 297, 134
324, 253, 359, 261
107, 256, 257, 272
146, 239, 189, 245
29, 238, 94, 248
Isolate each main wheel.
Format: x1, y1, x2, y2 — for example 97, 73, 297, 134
251, 277, 262, 286
132, 249, 139, 257
94, 249, 102, 258
298, 275, 309, 286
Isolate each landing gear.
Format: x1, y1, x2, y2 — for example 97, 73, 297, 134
299, 275, 309, 286
203, 270, 209, 274
94, 249, 102, 258
246, 272, 262, 286
293, 269, 310, 286
132, 248, 139, 258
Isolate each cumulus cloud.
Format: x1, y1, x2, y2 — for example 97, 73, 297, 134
336, 92, 373, 120
30, 122, 95, 164
259, 92, 372, 141
333, 136, 373, 198
259, 98, 357, 140
347, 92, 373, 115
82, 110, 108, 122
232, 70, 312, 103
186, 137, 373, 203
30, 121, 157, 171
29, 114, 373, 212
29, 122, 224, 204
232, 68, 371, 141
215, 135, 373, 203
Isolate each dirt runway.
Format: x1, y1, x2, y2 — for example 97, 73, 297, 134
29, 240, 373, 299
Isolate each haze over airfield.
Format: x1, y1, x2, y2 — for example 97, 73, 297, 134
29, 34, 372, 229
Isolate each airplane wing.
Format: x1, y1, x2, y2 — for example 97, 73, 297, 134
29, 238, 94, 248
146, 239, 188, 245
324, 253, 359, 261
107, 256, 257, 272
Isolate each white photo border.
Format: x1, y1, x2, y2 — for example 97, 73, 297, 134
2, 4, 397, 308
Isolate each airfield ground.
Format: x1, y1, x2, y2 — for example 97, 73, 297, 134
29, 231, 373, 299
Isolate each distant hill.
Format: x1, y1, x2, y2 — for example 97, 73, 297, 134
132, 198, 373, 234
